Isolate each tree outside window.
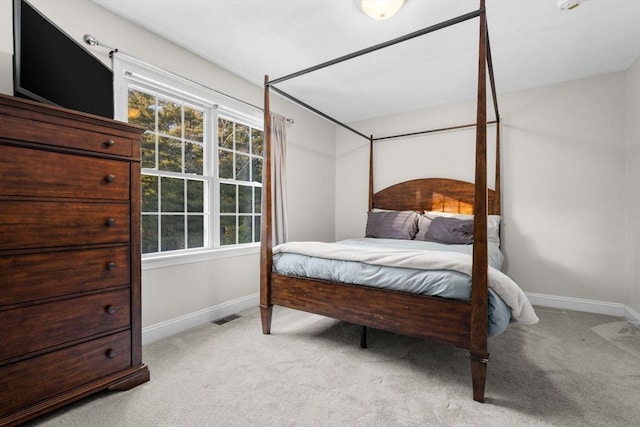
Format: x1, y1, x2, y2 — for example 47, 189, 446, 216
128, 87, 262, 255
218, 118, 263, 246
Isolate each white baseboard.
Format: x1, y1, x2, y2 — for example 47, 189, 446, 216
526, 292, 640, 327
142, 291, 640, 345
625, 305, 640, 327
141, 292, 259, 345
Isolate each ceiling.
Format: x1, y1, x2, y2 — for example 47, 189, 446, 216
90, 0, 640, 123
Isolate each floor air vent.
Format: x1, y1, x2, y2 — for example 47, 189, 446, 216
212, 314, 241, 325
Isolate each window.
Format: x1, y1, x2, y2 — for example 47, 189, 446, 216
218, 118, 263, 246
129, 88, 207, 253
113, 54, 263, 261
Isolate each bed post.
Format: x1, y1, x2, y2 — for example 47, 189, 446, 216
487, 20, 501, 217
260, 75, 274, 334
494, 122, 501, 215
470, 0, 489, 403
368, 135, 374, 211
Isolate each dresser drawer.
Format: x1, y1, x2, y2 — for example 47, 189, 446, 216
0, 114, 133, 157
0, 246, 130, 305
0, 330, 131, 418
0, 289, 130, 361
0, 145, 130, 200
0, 201, 130, 250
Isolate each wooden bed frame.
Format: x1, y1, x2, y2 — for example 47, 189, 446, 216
260, 0, 500, 402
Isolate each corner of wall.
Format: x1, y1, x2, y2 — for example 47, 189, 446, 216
626, 55, 640, 317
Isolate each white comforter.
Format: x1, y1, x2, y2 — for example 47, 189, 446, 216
273, 241, 539, 325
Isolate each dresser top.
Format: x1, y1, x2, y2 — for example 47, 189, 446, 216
0, 94, 145, 138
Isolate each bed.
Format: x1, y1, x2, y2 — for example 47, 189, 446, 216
259, 0, 537, 402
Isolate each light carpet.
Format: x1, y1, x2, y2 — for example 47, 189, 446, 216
26, 306, 640, 426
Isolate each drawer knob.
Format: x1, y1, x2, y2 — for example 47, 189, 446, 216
104, 139, 115, 148
104, 174, 115, 183
106, 305, 116, 314
106, 262, 116, 271
106, 218, 116, 227
106, 349, 117, 359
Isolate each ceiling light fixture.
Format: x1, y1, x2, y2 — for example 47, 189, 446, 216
361, 0, 405, 20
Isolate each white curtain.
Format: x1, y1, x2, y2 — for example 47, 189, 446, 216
271, 113, 288, 244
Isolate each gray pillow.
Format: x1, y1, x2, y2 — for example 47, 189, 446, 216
423, 216, 474, 244
365, 211, 419, 240
415, 214, 433, 241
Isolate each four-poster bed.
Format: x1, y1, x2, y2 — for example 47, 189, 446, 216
259, 1, 537, 402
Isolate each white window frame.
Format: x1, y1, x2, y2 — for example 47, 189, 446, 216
113, 54, 262, 270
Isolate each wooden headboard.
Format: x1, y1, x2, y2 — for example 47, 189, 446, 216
372, 178, 499, 215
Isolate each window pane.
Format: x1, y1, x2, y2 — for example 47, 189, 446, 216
184, 105, 203, 142
128, 89, 155, 130
254, 216, 261, 242
161, 177, 184, 212
251, 128, 263, 156
235, 153, 250, 181
218, 150, 233, 179
141, 175, 158, 212
158, 136, 182, 173
220, 183, 236, 213
142, 215, 158, 254
238, 216, 252, 244
236, 124, 249, 153
254, 187, 261, 214
238, 185, 252, 214
251, 157, 262, 183
185, 142, 203, 174
218, 119, 233, 149
220, 216, 236, 246
141, 132, 156, 169
157, 97, 182, 137
187, 215, 204, 248
161, 215, 185, 251
187, 180, 204, 212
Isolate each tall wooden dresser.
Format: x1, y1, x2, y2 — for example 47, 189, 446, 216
0, 94, 149, 425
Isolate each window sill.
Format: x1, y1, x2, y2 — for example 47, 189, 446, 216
142, 244, 260, 270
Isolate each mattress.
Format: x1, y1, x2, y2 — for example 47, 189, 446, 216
272, 237, 538, 337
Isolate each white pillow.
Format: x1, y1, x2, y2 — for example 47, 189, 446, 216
424, 211, 501, 245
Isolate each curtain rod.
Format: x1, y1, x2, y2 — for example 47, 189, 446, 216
99, 46, 294, 124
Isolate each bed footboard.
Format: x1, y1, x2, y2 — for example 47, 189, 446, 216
269, 273, 472, 349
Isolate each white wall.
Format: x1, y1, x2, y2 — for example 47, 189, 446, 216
627, 57, 640, 318
0, 0, 336, 337
336, 72, 631, 311
335, 100, 497, 239
500, 73, 627, 304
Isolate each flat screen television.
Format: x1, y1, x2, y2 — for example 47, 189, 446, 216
12, 0, 114, 118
